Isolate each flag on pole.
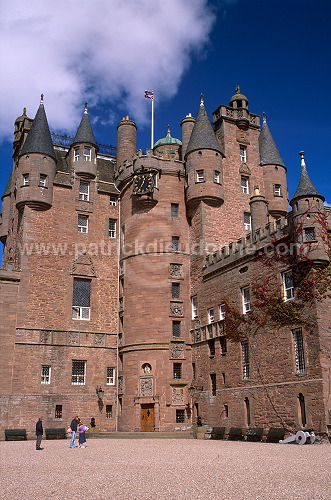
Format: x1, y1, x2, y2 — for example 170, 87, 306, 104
144, 90, 154, 100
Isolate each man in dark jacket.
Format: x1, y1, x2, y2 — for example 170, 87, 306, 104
36, 417, 43, 450
69, 415, 79, 448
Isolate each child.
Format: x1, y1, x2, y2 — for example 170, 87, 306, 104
78, 422, 88, 448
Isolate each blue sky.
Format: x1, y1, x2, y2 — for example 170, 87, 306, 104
1, 0, 330, 243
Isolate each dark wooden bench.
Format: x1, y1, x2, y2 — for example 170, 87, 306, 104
266, 427, 286, 443
228, 427, 244, 441
45, 428, 67, 440
5, 429, 27, 441
246, 427, 264, 442
210, 427, 226, 440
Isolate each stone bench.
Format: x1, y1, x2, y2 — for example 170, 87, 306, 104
5, 429, 27, 441
45, 428, 67, 440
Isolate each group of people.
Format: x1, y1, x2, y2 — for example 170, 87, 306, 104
35, 415, 91, 450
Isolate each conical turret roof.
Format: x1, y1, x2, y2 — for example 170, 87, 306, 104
19, 95, 56, 161
291, 151, 324, 201
185, 95, 223, 158
73, 103, 97, 146
259, 113, 285, 167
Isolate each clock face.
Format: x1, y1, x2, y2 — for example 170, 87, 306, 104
132, 173, 155, 195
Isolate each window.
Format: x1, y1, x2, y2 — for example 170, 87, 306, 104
240, 145, 247, 162
41, 365, 51, 384
241, 341, 250, 379
55, 405, 62, 419
23, 174, 29, 186
241, 176, 249, 194
208, 308, 215, 323
173, 363, 182, 379
214, 171, 220, 183
196, 170, 205, 183
224, 404, 229, 418
172, 321, 181, 338
74, 147, 80, 161
241, 286, 251, 314
109, 196, 117, 206
172, 283, 180, 299
39, 174, 47, 187
244, 397, 251, 426
106, 405, 113, 418
191, 297, 198, 319
109, 219, 117, 238
219, 303, 226, 320
292, 328, 306, 373
83, 146, 91, 161
171, 203, 179, 218
208, 339, 215, 357
274, 184, 281, 196
298, 393, 307, 427
78, 214, 88, 233
72, 278, 91, 320
71, 360, 86, 385
220, 336, 227, 355
304, 227, 316, 241
192, 362, 196, 379
172, 236, 179, 251
283, 270, 294, 301
210, 373, 217, 396
106, 367, 115, 385
176, 409, 185, 423
244, 212, 251, 231
79, 181, 89, 201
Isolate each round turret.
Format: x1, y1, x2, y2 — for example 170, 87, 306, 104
70, 104, 98, 179
229, 85, 248, 109
180, 113, 195, 160
153, 125, 182, 159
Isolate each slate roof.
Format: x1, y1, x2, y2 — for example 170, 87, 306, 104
292, 153, 324, 201
2, 172, 12, 197
73, 105, 97, 147
259, 114, 285, 167
185, 96, 223, 158
19, 99, 56, 161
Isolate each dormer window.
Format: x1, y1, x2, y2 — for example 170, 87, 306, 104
74, 147, 80, 161
239, 145, 247, 162
84, 146, 91, 161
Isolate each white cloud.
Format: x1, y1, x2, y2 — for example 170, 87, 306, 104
0, 0, 216, 139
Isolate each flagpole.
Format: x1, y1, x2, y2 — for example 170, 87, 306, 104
151, 91, 154, 149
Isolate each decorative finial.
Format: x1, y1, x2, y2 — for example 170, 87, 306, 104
167, 124, 171, 135
200, 93, 204, 106
23, 107, 27, 116
40, 94, 44, 104
299, 151, 305, 167
235, 85, 240, 94
84, 102, 88, 114
262, 112, 267, 124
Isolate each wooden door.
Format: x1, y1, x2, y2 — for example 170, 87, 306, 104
141, 404, 155, 432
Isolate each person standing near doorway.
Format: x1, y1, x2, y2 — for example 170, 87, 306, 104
69, 415, 79, 448
36, 417, 43, 450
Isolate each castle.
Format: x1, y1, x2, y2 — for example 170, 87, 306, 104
0, 88, 330, 438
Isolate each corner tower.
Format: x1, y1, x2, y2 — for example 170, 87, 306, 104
70, 103, 98, 178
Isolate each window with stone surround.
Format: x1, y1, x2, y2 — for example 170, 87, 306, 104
74, 147, 80, 161
214, 170, 220, 183
106, 367, 115, 385
210, 373, 217, 396
55, 405, 62, 419
282, 270, 294, 301
240, 145, 247, 162
106, 405, 113, 418
23, 173, 29, 186
191, 296, 198, 319
274, 184, 281, 196
208, 339, 215, 357
208, 308, 215, 323
304, 227, 316, 241
78, 214, 88, 233
109, 196, 117, 206
109, 218, 117, 238
172, 282, 180, 299
244, 212, 251, 231
241, 286, 251, 314
196, 170, 205, 183
241, 176, 249, 194
219, 303, 226, 320
79, 181, 89, 201
72, 278, 91, 320
241, 341, 250, 379
172, 321, 181, 338
172, 236, 180, 251
171, 203, 179, 218
83, 146, 91, 161
176, 409, 185, 423
292, 328, 306, 374
173, 362, 182, 379
39, 174, 47, 187
71, 360, 86, 385
41, 365, 51, 384
220, 336, 227, 355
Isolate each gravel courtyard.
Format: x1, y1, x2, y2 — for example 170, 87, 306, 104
0, 438, 330, 500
